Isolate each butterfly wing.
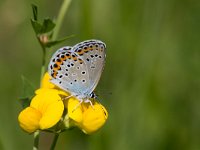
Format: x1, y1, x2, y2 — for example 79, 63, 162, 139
73, 39, 106, 95
48, 46, 91, 97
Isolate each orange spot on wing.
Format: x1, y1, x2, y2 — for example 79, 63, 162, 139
53, 72, 58, 78
67, 55, 71, 59
73, 56, 77, 61
89, 46, 95, 51
77, 50, 85, 55
60, 56, 67, 61
56, 61, 62, 65
53, 63, 61, 71
78, 58, 83, 63
84, 48, 89, 53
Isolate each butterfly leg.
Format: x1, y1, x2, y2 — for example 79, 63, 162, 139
72, 99, 83, 113
84, 99, 94, 109
63, 95, 73, 100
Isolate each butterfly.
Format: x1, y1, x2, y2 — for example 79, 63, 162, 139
48, 39, 106, 104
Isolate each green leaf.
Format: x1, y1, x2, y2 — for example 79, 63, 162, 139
31, 4, 38, 21
45, 34, 75, 48
19, 76, 36, 108
31, 19, 42, 35
31, 5, 55, 35
31, 18, 55, 35
49, 32, 54, 39
40, 18, 56, 34
19, 97, 32, 109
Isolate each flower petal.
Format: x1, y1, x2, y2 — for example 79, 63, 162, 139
30, 89, 64, 129
39, 100, 64, 129
66, 98, 83, 123
80, 102, 108, 134
40, 73, 57, 89
18, 107, 42, 133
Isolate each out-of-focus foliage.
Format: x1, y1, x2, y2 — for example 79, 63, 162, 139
1, 0, 200, 149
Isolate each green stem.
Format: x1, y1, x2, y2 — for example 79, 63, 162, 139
53, 0, 72, 40
34, 1, 71, 149
40, 45, 46, 85
50, 133, 60, 150
33, 130, 40, 150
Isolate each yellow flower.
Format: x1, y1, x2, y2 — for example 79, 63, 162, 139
18, 73, 108, 134
18, 89, 66, 133
64, 98, 108, 134
18, 73, 68, 133
40, 72, 57, 89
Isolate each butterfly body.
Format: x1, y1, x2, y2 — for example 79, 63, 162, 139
48, 39, 106, 102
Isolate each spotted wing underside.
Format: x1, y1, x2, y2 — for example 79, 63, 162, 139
48, 40, 106, 98
48, 46, 90, 96
73, 40, 106, 94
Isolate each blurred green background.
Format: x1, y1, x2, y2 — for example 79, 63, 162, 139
1, 0, 200, 149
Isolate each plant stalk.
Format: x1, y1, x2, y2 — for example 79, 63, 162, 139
35, 0, 72, 149
33, 130, 40, 150
53, 0, 72, 40
50, 133, 60, 150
